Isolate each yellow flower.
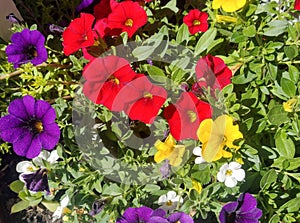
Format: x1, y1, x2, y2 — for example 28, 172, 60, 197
283, 98, 298, 112
235, 157, 244, 164
216, 15, 237, 23
197, 115, 243, 162
154, 134, 185, 167
192, 180, 202, 194
212, 0, 246, 12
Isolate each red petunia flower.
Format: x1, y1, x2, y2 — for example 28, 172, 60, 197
107, 1, 148, 38
93, 0, 118, 20
94, 18, 122, 38
83, 56, 138, 110
295, 0, 300, 10
183, 9, 208, 35
113, 75, 168, 124
62, 13, 95, 56
163, 92, 212, 140
192, 54, 232, 96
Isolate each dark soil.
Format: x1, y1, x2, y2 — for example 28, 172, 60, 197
0, 153, 62, 223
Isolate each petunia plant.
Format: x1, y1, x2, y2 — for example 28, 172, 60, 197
1, 0, 300, 222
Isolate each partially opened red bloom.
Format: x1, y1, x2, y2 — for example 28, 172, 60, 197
183, 9, 208, 35
192, 54, 232, 96
113, 75, 168, 124
107, 1, 148, 38
93, 0, 118, 20
62, 13, 95, 56
83, 56, 138, 110
163, 92, 212, 140
295, 0, 300, 10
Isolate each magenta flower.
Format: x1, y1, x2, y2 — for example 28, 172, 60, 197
5, 29, 48, 68
116, 206, 168, 223
0, 95, 60, 159
219, 193, 262, 223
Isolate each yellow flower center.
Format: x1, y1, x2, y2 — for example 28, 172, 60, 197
187, 110, 197, 123
144, 92, 153, 99
193, 20, 201, 25
34, 121, 43, 133
108, 76, 120, 85
125, 18, 134, 27
166, 200, 173, 206
226, 169, 233, 176
27, 166, 34, 172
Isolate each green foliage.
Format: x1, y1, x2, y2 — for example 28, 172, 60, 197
2, 0, 300, 222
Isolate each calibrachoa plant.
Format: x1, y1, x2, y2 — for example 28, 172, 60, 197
1, 0, 300, 222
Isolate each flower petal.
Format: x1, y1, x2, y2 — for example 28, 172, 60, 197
39, 123, 60, 150
16, 161, 35, 173
0, 115, 24, 143
232, 168, 245, 182
35, 100, 56, 124
13, 130, 42, 158
224, 176, 238, 188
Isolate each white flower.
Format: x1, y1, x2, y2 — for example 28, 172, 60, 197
16, 161, 36, 174
158, 191, 183, 212
217, 162, 245, 188
33, 150, 59, 167
192, 146, 206, 164
52, 195, 70, 222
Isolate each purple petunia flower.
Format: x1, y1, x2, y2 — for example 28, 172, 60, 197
116, 206, 168, 223
5, 28, 48, 68
89, 200, 105, 216
76, 0, 95, 13
219, 193, 262, 223
0, 95, 60, 159
168, 212, 194, 223
20, 168, 50, 194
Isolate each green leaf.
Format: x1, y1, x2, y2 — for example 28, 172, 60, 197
191, 165, 211, 185
11, 200, 30, 213
260, 169, 277, 190
267, 105, 289, 125
269, 214, 280, 223
162, 0, 178, 13
143, 184, 161, 193
232, 72, 257, 84
176, 24, 189, 44
272, 157, 300, 171
132, 46, 156, 61
231, 31, 248, 43
288, 65, 299, 82
9, 180, 24, 194
281, 78, 296, 97
42, 200, 60, 212
145, 65, 167, 83
284, 45, 299, 60
29, 198, 43, 206
275, 130, 295, 159
243, 25, 256, 37
263, 20, 288, 36
279, 198, 300, 212
102, 184, 123, 196
194, 28, 217, 56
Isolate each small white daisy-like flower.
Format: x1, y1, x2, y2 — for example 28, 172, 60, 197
158, 191, 183, 212
33, 150, 60, 167
192, 146, 206, 164
52, 195, 70, 222
217, 162, 245, 188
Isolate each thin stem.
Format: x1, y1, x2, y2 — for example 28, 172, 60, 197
0, 69, 22, 80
